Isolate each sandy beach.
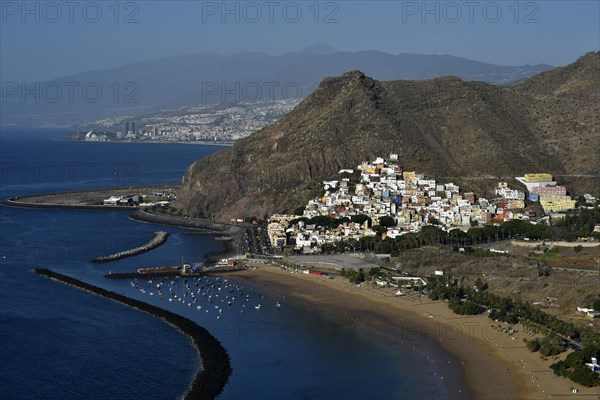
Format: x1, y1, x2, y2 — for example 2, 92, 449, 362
230, 265, 600, 400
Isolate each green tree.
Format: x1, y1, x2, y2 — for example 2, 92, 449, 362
351, 214, 371, 225
526, 338, 541, 352
379, 216, 397, 227
371, 225, 387, 237
449, 299, 483, 315
293, 206, 305, 216
474, 277, 488, 291
367, 267, 381, 278
539, 334, 564, 357
428, 216, 442, 225
347, 270, 365, 284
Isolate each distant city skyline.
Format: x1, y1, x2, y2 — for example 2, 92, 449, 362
1, 1, 599, 82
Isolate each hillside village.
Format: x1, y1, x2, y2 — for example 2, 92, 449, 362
267, 155, 594, 253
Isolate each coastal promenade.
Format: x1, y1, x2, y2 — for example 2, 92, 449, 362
33, 268, 232, 400
130, 209, 235, 232
130, 209, 246, 260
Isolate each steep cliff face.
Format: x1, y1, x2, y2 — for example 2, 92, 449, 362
179, 53, 600, 221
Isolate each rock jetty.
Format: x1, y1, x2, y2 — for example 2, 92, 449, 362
33, 268, 232, 400
91, 231, 169, 263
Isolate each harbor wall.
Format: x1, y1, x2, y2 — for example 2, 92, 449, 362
91, 231, 169, 263
32, 268, 232, 400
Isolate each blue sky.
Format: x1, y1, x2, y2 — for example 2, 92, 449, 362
1, 1, 599, 82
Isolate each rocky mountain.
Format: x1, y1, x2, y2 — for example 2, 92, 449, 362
178, 52, 599, 221
511, 51, 600, 99
2, 45, 552, 127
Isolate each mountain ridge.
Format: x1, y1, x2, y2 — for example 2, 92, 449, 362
2, 47, 554, 127
177, 52, 600, 221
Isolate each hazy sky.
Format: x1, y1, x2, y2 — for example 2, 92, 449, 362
1, 1, 599, 82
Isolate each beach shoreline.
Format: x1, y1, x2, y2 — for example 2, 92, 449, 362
228, 265, 599, 400
8, 188, 598, 398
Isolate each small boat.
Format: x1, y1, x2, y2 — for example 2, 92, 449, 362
255, 305, 261, 310
276, 302, 281, 309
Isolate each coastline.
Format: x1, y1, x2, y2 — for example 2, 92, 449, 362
2, 196, 140, 211
32, 268, 232, 400
54, 138, 235, 147
229, 265, 599, 400
14, 187, 598, 397
2, 189, 246, 260
1, 185, 179, 211
129, 210, 245, 262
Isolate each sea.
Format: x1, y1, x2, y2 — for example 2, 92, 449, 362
0, 129, 468, 399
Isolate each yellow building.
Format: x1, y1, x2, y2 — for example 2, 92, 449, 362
268, 214, 295, 227
403, 171, 417, 181
539, 194, 565, 202
524, 173, 553, 183
540, 198, 576, 213
267, 221, 287, 247
507, 200, 525, 209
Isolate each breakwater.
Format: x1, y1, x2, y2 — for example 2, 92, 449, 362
91, 231, 169, 263
32, 268, 232, 400
105, 266, 249, 280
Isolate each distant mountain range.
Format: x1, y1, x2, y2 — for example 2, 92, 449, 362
178, 51, 600, 221
1, 44, 553, 127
